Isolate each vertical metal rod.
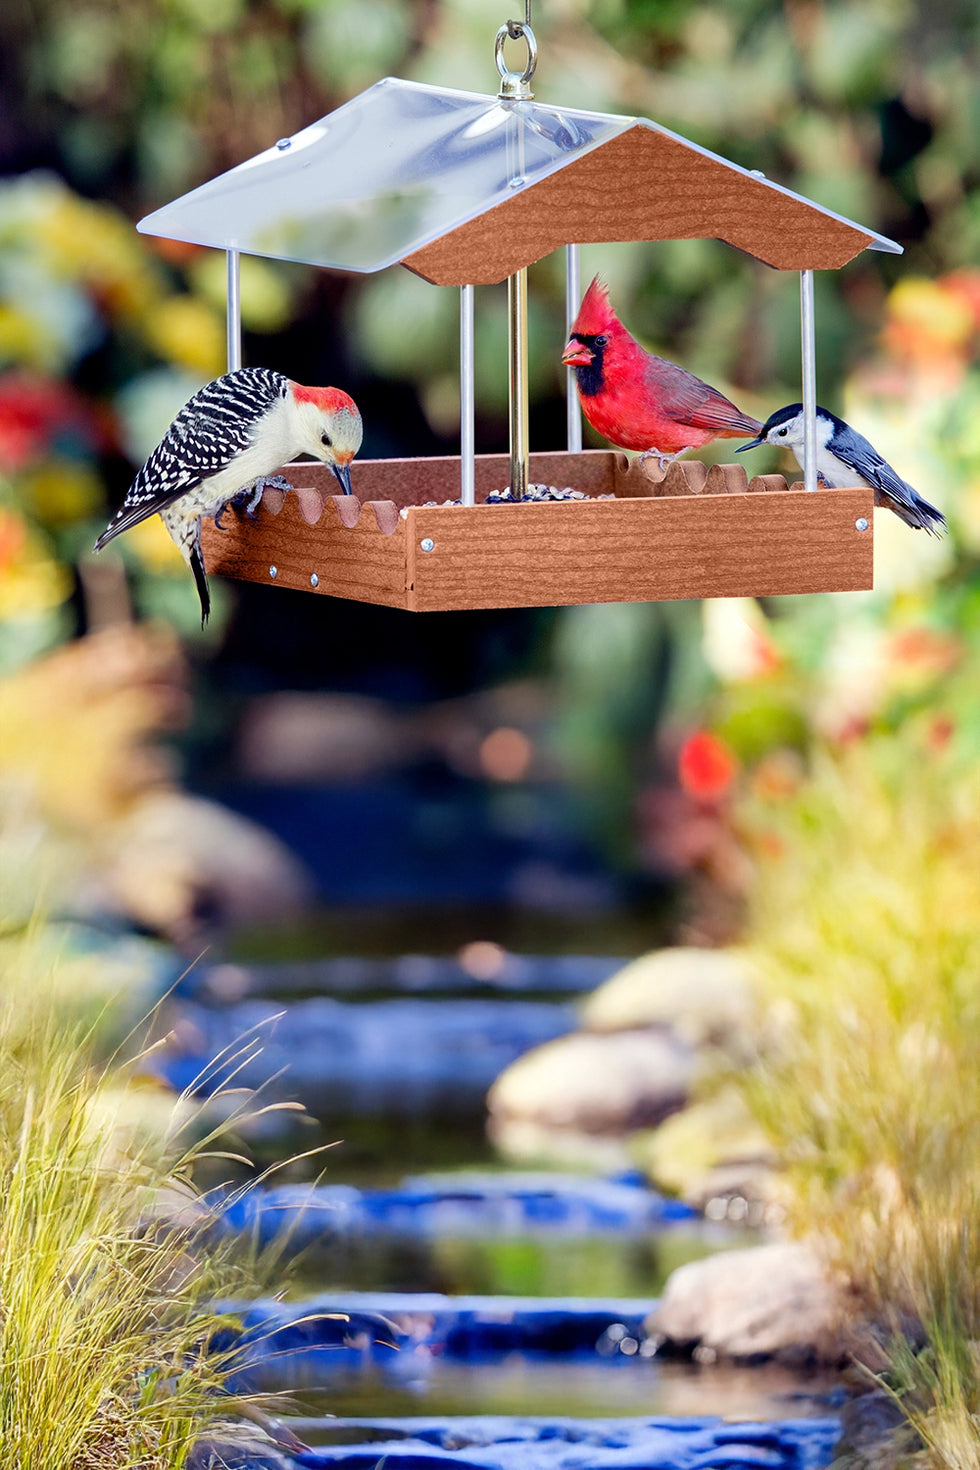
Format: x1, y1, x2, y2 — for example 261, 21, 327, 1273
460, 284, 476, 507
226, 248, 242, 372
565, 244, 582, 453
508, 268, 530, 500
800, 269, 818, 493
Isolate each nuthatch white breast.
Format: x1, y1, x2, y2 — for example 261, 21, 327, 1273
737, 403, 946, 536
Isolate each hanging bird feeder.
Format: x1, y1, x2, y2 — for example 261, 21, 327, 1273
138, 5, 899, 612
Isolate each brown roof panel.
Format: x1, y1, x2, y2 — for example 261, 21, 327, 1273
403, 124, 875, 285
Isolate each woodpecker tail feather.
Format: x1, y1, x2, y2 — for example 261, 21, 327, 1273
160, 505, 211, 623
189, 541, 211, 626
94, 492, 186, 552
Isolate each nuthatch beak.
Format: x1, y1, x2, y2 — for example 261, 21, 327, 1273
735, 434, 765, 452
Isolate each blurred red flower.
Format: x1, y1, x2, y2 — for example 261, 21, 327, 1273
678, 731, 739, 801
0, 373, 102, 472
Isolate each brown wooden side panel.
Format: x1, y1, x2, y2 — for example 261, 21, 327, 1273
402, 126, 873, 286
269, 450, 621, 508
405, 488, 875, 612
201, 496, 410, 609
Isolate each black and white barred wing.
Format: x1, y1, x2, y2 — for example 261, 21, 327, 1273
95, 368, 288, 550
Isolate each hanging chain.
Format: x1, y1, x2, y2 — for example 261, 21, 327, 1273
495, 0, 536, 98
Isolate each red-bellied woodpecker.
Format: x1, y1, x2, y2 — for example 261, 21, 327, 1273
94, 366, 363, 624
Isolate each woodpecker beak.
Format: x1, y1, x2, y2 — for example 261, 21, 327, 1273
331, 460, 353, 495
562, 337, 593, 367
735, 434, 765, 452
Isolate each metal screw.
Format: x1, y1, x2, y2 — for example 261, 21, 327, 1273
420, 537, 435, 552
310, 572, 319, 588
276, 138, 292, 151
269, 565, 278, 578
855, 517, 869, 532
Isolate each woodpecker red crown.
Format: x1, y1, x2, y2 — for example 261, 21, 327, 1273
290, 383, 359, 416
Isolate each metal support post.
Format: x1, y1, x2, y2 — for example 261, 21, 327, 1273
508, 268, 530, 500
226, 248, 242, 372
800, 269, 818, 493
565, 244, 582, 453
460, 285, 476, 506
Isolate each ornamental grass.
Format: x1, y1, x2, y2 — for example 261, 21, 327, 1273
0, 932, 303, 1469
740, 736, 980, 1468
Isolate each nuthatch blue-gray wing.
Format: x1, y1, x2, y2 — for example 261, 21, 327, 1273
738, 403, 946, 536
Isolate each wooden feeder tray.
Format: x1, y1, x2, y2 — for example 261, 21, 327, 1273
200, 451, 874, 612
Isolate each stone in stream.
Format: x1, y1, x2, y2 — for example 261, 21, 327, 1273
634, 1086, 777, 1214
486, 945, 787, 1211
582, 947, 757, 1057
486, 1028, 695, 1170
646, 1241, 851, 1367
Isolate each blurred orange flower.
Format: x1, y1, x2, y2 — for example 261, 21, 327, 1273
940, 269, 980, 332
881, 277, 974, 369
0, 507, 27, 570
926, 715, 955, 751
888, 626, 962, 685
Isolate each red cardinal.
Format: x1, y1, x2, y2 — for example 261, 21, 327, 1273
562, 276, 761, 467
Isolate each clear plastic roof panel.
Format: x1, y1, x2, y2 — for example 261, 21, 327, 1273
137, 78, 632, 272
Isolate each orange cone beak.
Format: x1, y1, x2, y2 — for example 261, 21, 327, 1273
562, 337, 594, 367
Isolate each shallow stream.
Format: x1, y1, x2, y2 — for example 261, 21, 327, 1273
161, 947, 842, 1465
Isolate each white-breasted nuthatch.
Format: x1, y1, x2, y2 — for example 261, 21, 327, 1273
737, 403, 946, 536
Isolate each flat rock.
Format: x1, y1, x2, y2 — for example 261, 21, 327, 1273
487, 1028, 694, 1137
582, 947, 756, 1055
636, 1086, 777, 1208
646, 1242, 848, 1366
98, 791, 312, 941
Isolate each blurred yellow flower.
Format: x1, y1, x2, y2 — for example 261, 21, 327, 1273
0, 304, 54, 371
36, 194, 163, 323
189, 252, 296, 334
119, 512, 184, 572
24, 461, 104, 525
144, 296, 225, 377
0, 508, 72, 617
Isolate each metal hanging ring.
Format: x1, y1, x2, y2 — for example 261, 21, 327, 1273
494, 21, 537, 87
